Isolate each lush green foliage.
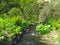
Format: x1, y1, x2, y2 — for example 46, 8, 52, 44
0, 0, 60, 44
0, 0, 35, 20
0, 0, 35, 43
46, 17, 60, 31
36, 24, 51, 34
0, 16, 30, 42
8, 7, 21, 16
36, 0, 60, 23
36, 17, 60, 35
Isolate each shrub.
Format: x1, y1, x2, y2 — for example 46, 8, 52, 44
11, 16, 30, 29
0, 16, 30, 42
46, 17, 60, 31
8, 7, 21, 16
0, 17, 22, 41
36, 0, 60, 23
46, 17, 58, 27
36, 24, 51, 34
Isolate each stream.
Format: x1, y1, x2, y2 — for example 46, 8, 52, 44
17, 27, 47, 45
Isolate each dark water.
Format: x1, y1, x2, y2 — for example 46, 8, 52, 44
17, 28, 47, 45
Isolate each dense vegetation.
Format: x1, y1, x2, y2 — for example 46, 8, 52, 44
0, 0, 60, 45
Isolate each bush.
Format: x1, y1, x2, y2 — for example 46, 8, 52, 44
11, 16, 30, 29
46, 17, 58, 27
0, 17, 22, 41
46, 17, 60, 31
8, 7, 21, 16
0, 16, 30, 42
36, 24, 51, 34
36, 0, 60, 23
